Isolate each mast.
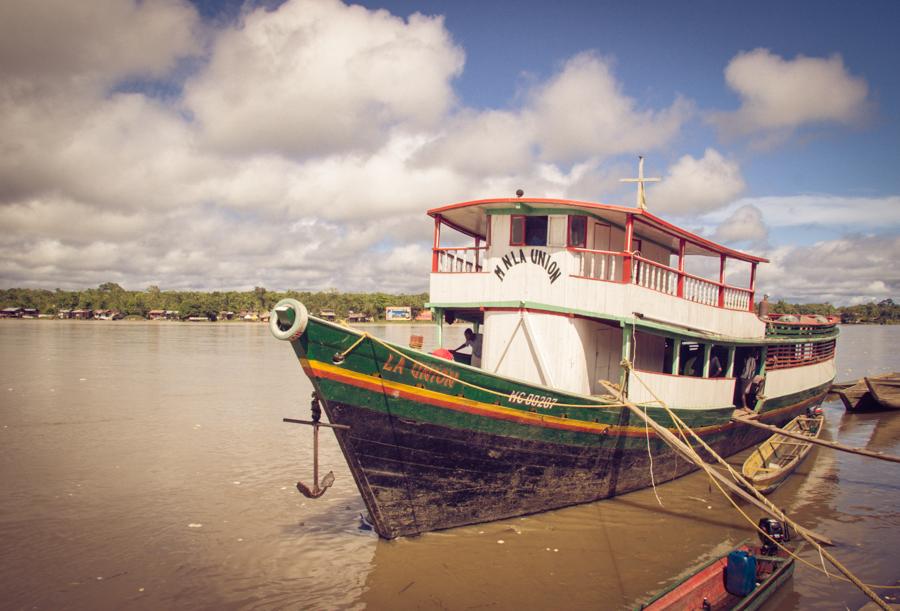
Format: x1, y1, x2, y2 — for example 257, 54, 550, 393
620, 156, 660, 210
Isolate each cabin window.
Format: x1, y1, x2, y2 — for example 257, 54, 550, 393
567, 216, 587, 248
709, 345, 728, 377
510, 215, 548, 246
679, 342, 704, 377
632, 238, 643, 256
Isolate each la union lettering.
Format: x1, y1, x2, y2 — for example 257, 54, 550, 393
493, 248, 562, 284
382, 353, 406, 374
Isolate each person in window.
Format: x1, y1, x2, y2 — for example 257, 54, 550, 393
739, 354, 758, 409
453, 328, 483, 367
709, 353, 723, 378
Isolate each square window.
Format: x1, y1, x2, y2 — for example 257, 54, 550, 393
510, 215, 525, 245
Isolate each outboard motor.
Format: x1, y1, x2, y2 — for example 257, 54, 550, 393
758, 518, 790, 556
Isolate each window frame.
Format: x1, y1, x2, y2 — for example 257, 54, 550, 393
510, 215, 526, 246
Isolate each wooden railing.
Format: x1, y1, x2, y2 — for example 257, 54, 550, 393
568, 248, 622, 282
434, 247, 485, 273
632, 256, 678, 296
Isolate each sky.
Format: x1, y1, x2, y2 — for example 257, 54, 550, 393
0, 0, 897, 305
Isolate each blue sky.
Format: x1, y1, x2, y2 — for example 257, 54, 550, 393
0, 0, 897, 304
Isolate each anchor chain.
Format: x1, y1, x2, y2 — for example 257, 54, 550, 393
286, 391, 345, 499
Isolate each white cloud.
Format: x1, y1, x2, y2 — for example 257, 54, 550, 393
703, 194, 900, 232
649, 149, 746, 214
183, 0, 464, 157
710, 49, 869, 138
0, 0, 200, 95
757, 235, 899, 304
530, 53, 692, 163
714, 204, 768, 244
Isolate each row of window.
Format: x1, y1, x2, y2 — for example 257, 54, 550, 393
765, 340, 836, 370
509, 215, 590, 248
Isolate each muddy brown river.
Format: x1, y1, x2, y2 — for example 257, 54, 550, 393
0, 321, 897, 610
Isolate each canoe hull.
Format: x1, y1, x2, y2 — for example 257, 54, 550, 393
741, 415, 823, 495
864, 373, 900, 410
639, 544, 795, 611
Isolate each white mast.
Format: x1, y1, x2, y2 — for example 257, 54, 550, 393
620, 156, 660, 211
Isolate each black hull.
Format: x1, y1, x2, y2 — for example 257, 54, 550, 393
324, 400, 813, 539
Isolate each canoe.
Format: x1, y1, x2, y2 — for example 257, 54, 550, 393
638, 543, 794, 610
837, 380, 881, 412
741, 415, 823, 494
864, 372, 900, 410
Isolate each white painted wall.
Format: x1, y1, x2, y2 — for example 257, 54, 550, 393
764, 359, 836, 398
627, 370, 736, 409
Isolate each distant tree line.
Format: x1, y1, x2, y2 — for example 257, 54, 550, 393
0, 283, 428, 320
770, 298, 899, 324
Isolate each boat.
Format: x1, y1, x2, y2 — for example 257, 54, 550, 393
741, 414, 824, 494
864, 373, 900, 410
838, 379, 889, 412
269, 162, 838, 539
638, 520, 795, 610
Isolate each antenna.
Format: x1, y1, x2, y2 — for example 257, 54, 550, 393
620, 156, 660, 211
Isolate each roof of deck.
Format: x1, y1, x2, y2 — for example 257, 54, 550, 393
427, 198, 768, 264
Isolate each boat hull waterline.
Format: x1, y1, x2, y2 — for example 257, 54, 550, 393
283, 313, 827, 539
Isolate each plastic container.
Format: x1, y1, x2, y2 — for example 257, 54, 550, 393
725, 550, 757, 597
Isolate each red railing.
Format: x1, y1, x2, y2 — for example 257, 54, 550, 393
433, 247, 486, 273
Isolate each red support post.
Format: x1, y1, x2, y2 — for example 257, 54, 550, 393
677, 238, 685, 297
749, 262, 757, 311
718, 254, 726, 308
432, 216, 441, 273
623, 214, 634, 283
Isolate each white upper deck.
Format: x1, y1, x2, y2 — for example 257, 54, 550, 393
427, 197, 768, 340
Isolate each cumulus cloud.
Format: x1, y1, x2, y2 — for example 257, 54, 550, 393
183, 0, 464, 158
0, 0, 200, 95
530, 53, 693, 163
710, 49, 869, 138
713, 204, 768, 244
758, 235, 899, 304
649, 149, 746, 214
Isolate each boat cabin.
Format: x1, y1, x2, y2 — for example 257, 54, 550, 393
426, 196, 780, 407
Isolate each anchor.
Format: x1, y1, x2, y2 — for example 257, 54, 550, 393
284, 391, 349, 499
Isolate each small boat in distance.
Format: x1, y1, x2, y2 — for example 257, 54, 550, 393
864, 372, 900, 410
639, 520, 794, 610
741, 414, 824, 494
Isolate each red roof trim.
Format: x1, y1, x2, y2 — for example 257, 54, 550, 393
427, 198, 768, 264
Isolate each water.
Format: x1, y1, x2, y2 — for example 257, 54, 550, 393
0, 321, 897, 610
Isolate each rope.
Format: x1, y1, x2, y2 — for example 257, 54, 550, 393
644, 405, 663, 507
620, 364, 898, 604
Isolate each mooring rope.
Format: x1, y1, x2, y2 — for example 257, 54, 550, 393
619, 365, 898, 604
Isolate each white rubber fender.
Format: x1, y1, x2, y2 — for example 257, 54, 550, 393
269, 298, 309, 341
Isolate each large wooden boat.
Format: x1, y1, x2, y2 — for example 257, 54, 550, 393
270, 167, 838, 539
864, 373, 900, 410
638, 542, 794, 610
741, 414, 824, 494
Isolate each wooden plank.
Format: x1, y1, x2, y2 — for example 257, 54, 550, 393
732, 416, 900, 464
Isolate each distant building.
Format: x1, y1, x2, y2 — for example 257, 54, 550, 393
320, 309, 336, 321
218, 311, 235, 321
385, 306, 412, 321
148, 310, 166, 320
95, 309, 123, 320
72, 309, 94, 320
57, 309, 73, 319
348, 311, 373, 323
414, 309, 433, 321
22, 308, 39, 318
0, 307, 23, 318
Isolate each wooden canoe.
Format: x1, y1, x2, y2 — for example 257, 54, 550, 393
638, 544, 794, 610
741, 415, 823, 494
837, 380, 881, 412
864, 372, 900, 410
